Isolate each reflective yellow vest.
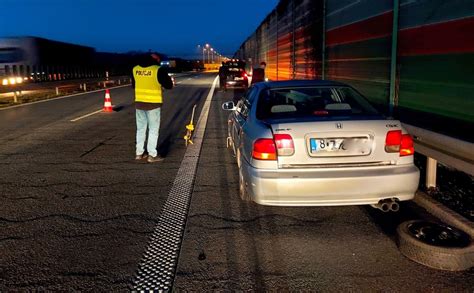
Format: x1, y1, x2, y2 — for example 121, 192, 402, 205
133, 65, 163, 103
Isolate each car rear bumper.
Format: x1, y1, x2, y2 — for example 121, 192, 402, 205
225, 80, 247, 88
241, 160, 420, 206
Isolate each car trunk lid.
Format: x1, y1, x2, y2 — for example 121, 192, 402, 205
269, 120, 403, 168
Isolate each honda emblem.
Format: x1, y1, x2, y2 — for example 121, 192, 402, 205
336, 123, 343, 129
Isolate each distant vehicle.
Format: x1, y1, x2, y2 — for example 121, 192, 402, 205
161, 60, 176, 68
0, 36, 134, 87
0, 37, 96, 86
222, 60, 248, 90
222, 80, 419, 210
161, 58, 196, 73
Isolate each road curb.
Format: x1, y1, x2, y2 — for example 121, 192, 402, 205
413, 191, 474, 238
132, 76, 219, 291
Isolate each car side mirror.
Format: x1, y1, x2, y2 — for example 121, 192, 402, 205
222, 101, 236, 111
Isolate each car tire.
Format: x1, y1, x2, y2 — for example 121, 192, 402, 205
226, 136, 233, 149
396, 220, 474, 271
236, 149, 240, 167
238, 166, 252, 202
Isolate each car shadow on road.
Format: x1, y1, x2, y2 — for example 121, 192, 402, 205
210, 88, 273, 290
359, 202, 434, 241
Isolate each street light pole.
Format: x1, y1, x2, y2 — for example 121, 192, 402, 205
197, 44, 201, 62
200, 43, 225, 64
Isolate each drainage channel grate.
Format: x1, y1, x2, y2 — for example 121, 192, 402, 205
131, 76, 218, 292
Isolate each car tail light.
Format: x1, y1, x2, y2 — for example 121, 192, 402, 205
252, 138, 277, 160
274, 134, 294, 156
385, 130, 402, 153
400, 134, 414, 156
313, 110, 329, 116
385, 130, 414, 156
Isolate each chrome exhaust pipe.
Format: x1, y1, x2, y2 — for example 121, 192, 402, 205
372, 200, 390, 212
380, 202, 390, 212
372, 198, 400, 212
389, 201, 400, 212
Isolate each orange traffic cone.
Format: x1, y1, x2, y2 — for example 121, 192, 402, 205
103, 89, 113, 112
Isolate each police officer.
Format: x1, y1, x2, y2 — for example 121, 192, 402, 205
132, 53, 173, 163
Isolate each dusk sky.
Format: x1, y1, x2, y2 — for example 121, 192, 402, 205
0, 0, 279, 58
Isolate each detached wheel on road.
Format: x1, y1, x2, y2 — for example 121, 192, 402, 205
397, 220, 474, 271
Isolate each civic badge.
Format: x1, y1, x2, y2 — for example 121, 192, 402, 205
336, 123, 343, 129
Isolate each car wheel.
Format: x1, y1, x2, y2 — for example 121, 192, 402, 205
227, 140, 236, 157
238, 166, 252, 202
236, 149, 241, 168
226, 132, 233, 150
397, 220, 474, 271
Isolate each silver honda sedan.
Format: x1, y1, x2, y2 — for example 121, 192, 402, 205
222, 80, 420, 211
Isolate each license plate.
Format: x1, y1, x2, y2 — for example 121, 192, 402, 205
234, 77, 244, 80
310, 138, 345, 153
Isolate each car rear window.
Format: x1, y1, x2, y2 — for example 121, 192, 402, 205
256, 86, 380, 121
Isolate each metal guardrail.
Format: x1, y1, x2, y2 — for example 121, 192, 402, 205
402, 123, 474, 187
3, 76, 132, 103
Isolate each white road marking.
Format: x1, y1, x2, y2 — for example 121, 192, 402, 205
176, 76, 196, 84
0, 84, 130, 111
70, 109, 104, 122
132, 76, 219, 291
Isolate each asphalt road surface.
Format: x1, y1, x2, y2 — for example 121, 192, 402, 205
0, 72, 213, 290
1, 73, 473, 291
173, 87, 474, 291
